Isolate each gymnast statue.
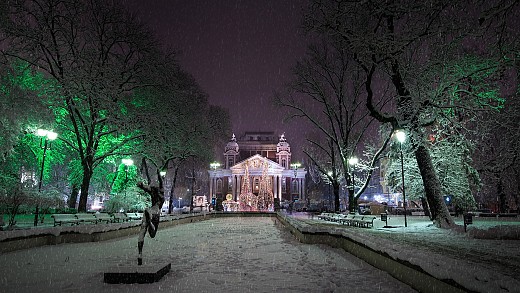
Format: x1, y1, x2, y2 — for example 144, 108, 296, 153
136, 181, 165, 265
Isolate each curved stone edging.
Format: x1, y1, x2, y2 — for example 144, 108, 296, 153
1, 211, 468, 293
276, 214, 467, 293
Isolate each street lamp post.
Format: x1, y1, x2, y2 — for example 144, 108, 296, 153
290, 163, 301, 211
395, 130, 408, 227
327, 171, 333, 211
348, 157, 358, 214
209, 162, 220, 210
34, 129, 58, 226
178, 197, 182, 209
122, 159, 134, 180
122, 158, 134, 208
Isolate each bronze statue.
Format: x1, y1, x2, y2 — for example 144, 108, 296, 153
136, 181, 165, 265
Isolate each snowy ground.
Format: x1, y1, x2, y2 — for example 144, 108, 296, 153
0, 213, 519, 293
0, 217, 416, 293
289, 213, 520, 293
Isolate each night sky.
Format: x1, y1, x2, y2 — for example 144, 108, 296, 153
125, 0, 309, 157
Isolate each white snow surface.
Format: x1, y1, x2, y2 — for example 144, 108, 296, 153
0, 213, 519, 293
286, 213, 520, 293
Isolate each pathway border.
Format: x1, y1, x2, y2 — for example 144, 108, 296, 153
1, 212, 467, 292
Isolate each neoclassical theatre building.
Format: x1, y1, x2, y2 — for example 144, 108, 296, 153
208, 132, 306, 211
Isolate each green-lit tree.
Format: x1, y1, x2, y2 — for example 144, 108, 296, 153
1, 0, 163, 211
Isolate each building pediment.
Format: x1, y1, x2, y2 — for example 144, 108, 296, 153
230, 154, 284, 172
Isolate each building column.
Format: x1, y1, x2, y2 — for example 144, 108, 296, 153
299, 178, 303, 200
302, 177, 306, 201
278, 176, 282, 200
235, 175, 239, 200
237, 175, 242, 200
209, 177, 214, 198
273, 176, 277, 199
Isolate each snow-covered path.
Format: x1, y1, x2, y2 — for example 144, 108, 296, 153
0, 217, 416, 293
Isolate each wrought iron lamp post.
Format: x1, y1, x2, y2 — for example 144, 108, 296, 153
290, 162, 301, 209
34, 129, 58, 226
395, 130, 408, 227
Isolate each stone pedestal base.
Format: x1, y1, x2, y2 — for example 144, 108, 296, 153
104, 263, 171, 284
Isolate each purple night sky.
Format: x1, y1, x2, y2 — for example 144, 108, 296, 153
125, 0, 309, 158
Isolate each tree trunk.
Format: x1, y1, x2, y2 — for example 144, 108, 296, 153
68, 184, 79, 209
333, 182, 340, 212
414, 144, 454, 228
514, 167, 520, 214
78, 166, 92, 212
348, 187, 356, 214
497, 177, 507, 213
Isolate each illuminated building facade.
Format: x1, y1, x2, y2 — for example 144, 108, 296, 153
208, 132, 306, 211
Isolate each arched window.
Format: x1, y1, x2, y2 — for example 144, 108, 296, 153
227, 156, 234, 168
282, 159, 286, 168
216, 179, 223, 193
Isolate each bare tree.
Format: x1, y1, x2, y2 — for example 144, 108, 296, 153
130, 61, 231, 214
277, 38, 392, 213
304, 0, 519, 227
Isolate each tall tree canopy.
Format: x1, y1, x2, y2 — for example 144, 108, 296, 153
304, 0, 519, 227
1, 0, 231, 213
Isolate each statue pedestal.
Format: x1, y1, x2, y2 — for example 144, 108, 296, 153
104, 263, 171, 284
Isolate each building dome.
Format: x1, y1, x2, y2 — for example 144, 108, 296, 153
225, 133, 239, 153
276, 133, 290, 152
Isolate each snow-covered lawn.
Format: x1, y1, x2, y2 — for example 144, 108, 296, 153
0, 213, 519, 292
290, 213, 520, 293
0, 217, 416, 293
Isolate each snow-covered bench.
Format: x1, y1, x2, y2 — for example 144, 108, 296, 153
75, 213, 97, 224
126, 212, 143, 221
94, 213, 114, 224
51, 214, 80, 226
317, 213, 335, 221
358, 216, 377, 228
112, 212, 129, 222
338, 214, 357, 225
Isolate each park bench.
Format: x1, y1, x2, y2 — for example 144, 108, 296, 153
51, 214, 80, 226
358, 216, 377, 228
329, 213, 348, 222
112, 212, 129, 222
94, 213, 114, 224
317, 213, 334, 221
75, 213, 97, 224
126, 212, 143, 221
338, 214, 358, 226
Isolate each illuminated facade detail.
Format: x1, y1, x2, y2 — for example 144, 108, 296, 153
209, 132, 306, 210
